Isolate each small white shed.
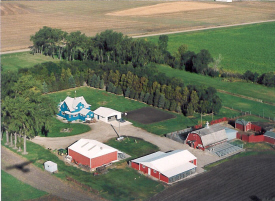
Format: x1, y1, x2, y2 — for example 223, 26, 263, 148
93, 107, 122, 123
44, 161, 58, 173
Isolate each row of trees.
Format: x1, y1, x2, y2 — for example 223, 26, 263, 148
1, 73, 56, 154
17, 61, 222, 116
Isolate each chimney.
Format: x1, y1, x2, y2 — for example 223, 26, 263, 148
206, 121, 209, 128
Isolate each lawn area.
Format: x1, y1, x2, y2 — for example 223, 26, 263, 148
40, 117, 91, 137
2, 137, 164, 201
1, 52, 57, 72
146, 22, 275, 74
105, 137, 160, 159
48, 87, 242, 135
239, 115, 271, 123
218, 92, 275, 120
1, 170, 48, 201
156, 64, 275, 105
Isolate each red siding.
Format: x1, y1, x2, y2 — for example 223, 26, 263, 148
251, 124, 262, 132
239, 134, 264, 143
131, 162, 139, 170
246, 122, 251, 131
159, 174, 169, 183
91, 151, 117, 168
264, 136, 275, 145
140, 164, 148, 174
150, 168, 160, 179
236, 132, 242, 139
69, 149, 90, 167
186, 133, 204, 150
236, 123, 245, 131
210, 117, 228, 125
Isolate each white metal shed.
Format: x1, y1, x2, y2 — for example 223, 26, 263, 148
44, 161, 58, 173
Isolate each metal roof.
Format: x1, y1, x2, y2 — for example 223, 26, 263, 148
68, 139, 120, 159
192, 124, 227, 147
93, 107, 121, 118
61, 96, 91, 112
264, 131, 275, 139
132, 150, 197, 178
235, 119, 250, 126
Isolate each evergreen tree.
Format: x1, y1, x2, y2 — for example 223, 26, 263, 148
90, 74, 97, 87
68, 75, 76, 88
125, 87, 131, 97
99, 79, 104, 89
95, 75, 100, 88
164, 99, 170, 110
158, 94, 165, 108
148, 93, 154, 105
42, 81, 48, 94
176, 103, 182, 113
129, 89, 135, 99
169, 100, 177, 111
107, 82, 114, 92
139, 91, 145, 102
153, 91, 160, 107
134, 92, 139, 100
186, 104, 194, 116
115, 86, 123, 95
112, 86, 117, 94
143, 92, 150, 103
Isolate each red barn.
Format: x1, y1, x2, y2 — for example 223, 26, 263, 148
264, 131, 275, 145
186, 124, 228, 151
68, 139, 120, 169
131, 150, 197, 184
235, 119, 251, 132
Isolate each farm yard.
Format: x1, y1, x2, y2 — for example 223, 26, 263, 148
2, 1, 275, 51
150, 153, 275, 201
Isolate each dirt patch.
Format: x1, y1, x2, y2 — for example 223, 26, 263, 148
126, 107, 175, 124
150, 153, 275, 201
107, 2, 229, 16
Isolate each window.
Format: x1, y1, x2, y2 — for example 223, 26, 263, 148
153, 170, 157, 173
142, 165, 145, 168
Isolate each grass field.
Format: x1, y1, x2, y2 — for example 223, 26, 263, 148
2, 137, 164, 201
147, 22, 275, 74
2, 1, 275, 51
42, 117, 91, 137
1, 52, 56, 72
105, 137, 160, 159
1, 170, 48, 201
156, 64, 275, 105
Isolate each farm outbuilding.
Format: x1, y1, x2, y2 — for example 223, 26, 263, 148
264, 131, 275, 145
131, 150, 197, 184
68, 139, 121, 169
44, 161, 58, 173
225, 127, 237, 141
186, 123, 228, 150
93, 107, 122, 123
235, 119, 251, 132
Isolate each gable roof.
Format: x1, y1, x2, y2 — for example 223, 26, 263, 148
93, 107, 121, 117
191, 124, 227, 147
236, 119, 250, 126
68, 139, 120, 159
264, 131, 275, 139
132, 150, 196, 178
61, 96, 91, 112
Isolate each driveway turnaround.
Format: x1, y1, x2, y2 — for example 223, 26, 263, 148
1, 146, 101, 201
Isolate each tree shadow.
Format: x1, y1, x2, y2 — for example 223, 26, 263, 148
249, 195, 261, 201
6, 161, 32, 173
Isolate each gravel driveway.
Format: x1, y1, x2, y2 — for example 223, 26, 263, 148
1, 146, 102, 201
32, 121, 221, 173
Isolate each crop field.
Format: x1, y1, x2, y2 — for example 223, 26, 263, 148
1, 52, 57, 72
2, 1, 275, 51
147, 22, 275, 74
156, 64, 275, 105
150, 153, 275, 201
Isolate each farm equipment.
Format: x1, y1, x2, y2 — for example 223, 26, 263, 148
110, 124, 124, 141
58, 148, 67, 156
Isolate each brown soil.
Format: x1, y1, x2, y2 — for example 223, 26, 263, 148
1, 2, 275, 52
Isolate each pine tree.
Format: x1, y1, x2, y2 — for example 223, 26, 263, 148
158, 94, 165, 108
115, 86, 123, 95
143, 92, 150, 103
42, 81, 48, 94
186, 104, 194, 116
169, 100, 177, 111
153, 91, 160, 107
148, 93, 154, 105
125, 87, 131, 97
139, 91, 145, 102
68, 75, 76, 88
99, 79, 104, 89
164, 99, 170, 110
107, 82, 114, 92
129, 90, 135, 99
134, 92, 139, 100
112, 86, 117, 94
95, 75, 100, 88
176, 103, 182, 113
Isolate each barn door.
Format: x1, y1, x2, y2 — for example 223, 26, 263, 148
148, 168, 151, 175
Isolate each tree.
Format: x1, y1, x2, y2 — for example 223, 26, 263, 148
158, 94, 165, 108
115, 86, 123, 95
186, 104, 194, 116
68, 75, 76, 88
190, 90, 199, 111
129, 90, 135, 99
107, 82, 114, 92
139, 91, 145, 102
169, 101, 177, 111
148, 93, 154, 105
153, 91, 160, 107
158, 35, 168, 52
143, 92, 150, 103
164, 99, 170, 110
125, 87, 131, 97
99, 79, 105, 89
176, 103, 182, 113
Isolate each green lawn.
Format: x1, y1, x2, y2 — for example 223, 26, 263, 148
240, 115, 270, 123
2, 137, 164, 201
156, 64, 275, 105
146, 22, 275, 74
105, 137, 160, 159
41, 117, 91, 137
48, 87, 242, 135
1, 170, 48, 201
1, 52, 57, 72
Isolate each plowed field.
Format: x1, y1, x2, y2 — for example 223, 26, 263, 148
1, 1, 275, 51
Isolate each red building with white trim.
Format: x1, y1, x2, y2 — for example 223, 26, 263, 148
68, 139, 121, 169
186, 124, 228, 151
264, 131, 275, 145
235, 119, 251, 132
130, 150, 197, 184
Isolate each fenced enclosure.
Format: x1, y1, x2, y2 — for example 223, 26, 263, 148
165, 127, 192, 144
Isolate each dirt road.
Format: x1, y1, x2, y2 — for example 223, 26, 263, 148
1, 146, 101, 201
32, 121, 222, 173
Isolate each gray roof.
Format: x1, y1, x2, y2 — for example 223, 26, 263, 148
235, 119, 250, 126
192, 124, 227, 147
264, 131, 275, 139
